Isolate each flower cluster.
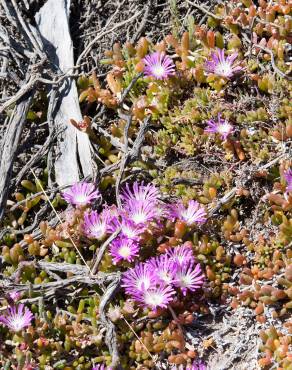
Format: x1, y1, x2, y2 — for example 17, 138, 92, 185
122, 245, 204, 311
108, 182, 163, 264
0, 304, 34, 332
61, 181, 206, 265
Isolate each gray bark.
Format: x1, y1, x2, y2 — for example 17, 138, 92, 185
35, 0, 93, 186
0, 92, 33, 221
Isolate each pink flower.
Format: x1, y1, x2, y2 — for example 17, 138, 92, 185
62, 182, 100, 207
284, 168, 292, 192
166, 245, 195, 267
174, 263, 204, 296
121, 263, 154, 296
143, 52, 175, 80
155, 202, 171, 220
109, 237, 140, 264
100, 205, 121, 233
147, 254, 178, 285
205, 48, 242, 78
205, 114, 234, 140
83, 211, 108, 239
172, 360, 207, 370
170, 200, 207, 226
110, 212, 146, 241
102, 204, 120, 219
120, 220, 144, 239
187, 361, 207, 370
92, 365, 112, 370
8, 291, 21, 302
125, 199, 158, 225
135, 284, 175, 311
121, 181, 160, 203
0, 304, 34, 332
122, 247, 203, 309
122, 259, 175, 310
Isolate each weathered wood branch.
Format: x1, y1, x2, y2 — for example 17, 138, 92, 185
35, 0, 94, 186
2, 267, 120, 296
99, 274, 121, 368
0, 91, 34, 222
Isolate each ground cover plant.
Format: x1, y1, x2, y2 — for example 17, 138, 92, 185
0, 0, 291, 369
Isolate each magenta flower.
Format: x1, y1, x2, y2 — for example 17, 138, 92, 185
170, 200, 207, 226
174, 263, 204, 296
155, 202, 171, 220
116, 217, 145, 240
92, 365, 112, 370
135, 284, 175, 311
102, 204, 120, 219
100, 205, 121, 233
125, 199, 158, 225
121, 181, 160, 203
109, 237, 140, 264
284, 168, 292, 192
121, 262, 154, 296
8, 291, 21, 302
147, 255, 178, 285
122, 260, 175, 310
62, 182, 100, 207
166, 245, 195, 267
205, 48, 242, 78
0, 304, 34, 332
205, 114, 234, 140
122, 247, 203, 309
187, 361, 207, 370
83, 211, 108, 239
172, 360, 207, 370
143, 52, 175, 80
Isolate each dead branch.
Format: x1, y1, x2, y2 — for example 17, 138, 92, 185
37, 261, 89, 276
207, 188, 238, 217
9, 0, 44, 58
128, 115, 151, 161
0, 92, 34, 222
10, 203, 51, 236
114, 114, 151, 209
0, 74, 39, 114
93, 125, 126, 153
76, 10, 143, 68
131, 0, 151, 43
99, 273, 121, 368
14, 128, 60, 185
185, 0, 223, 21
172, 178, 204, 186
35, 0, 94, 186
3, 267, 120, 296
